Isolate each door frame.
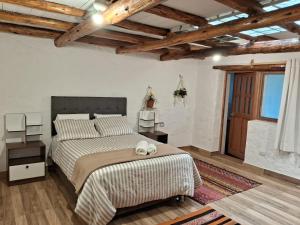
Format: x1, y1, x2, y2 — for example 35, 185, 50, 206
218, 71, 261, 156
218, 72, 230, 154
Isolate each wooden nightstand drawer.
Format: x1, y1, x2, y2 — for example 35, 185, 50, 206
9, 162, 45, 181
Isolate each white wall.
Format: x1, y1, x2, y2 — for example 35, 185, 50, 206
193, 52, 300, 179
246, 120, 300, 179
0, 32, 199, 172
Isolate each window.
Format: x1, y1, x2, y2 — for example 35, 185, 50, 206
260, 73, 284, 120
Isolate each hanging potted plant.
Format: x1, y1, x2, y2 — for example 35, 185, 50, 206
145, 86, 157, 109
174, 88, 187, 98
174, 75, 188, 106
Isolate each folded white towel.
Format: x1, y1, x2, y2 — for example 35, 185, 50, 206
135, 140, 148, 156
147, 143, 157, 155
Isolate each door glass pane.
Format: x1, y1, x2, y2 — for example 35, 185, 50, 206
261, 74, 284, 119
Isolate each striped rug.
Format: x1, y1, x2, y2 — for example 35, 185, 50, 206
158, 206, 239, 225
193, 159, 260, 205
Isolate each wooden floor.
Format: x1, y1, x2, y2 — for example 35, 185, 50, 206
1, 151, 300, 225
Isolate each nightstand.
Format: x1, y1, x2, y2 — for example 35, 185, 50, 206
6, 141, 46, 185
139, 131, 168, 144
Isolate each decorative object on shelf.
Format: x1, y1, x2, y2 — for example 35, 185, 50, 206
5, 112, 43, 143
174, 74, 187, 106
138, 109, 164, 133
144, 86, 157, 109
138, 110, 156, 133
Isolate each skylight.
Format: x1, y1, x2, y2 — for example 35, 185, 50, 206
208, 0, 300, 38
208, 13, 248, 26
241, 26, 286, 37
263, 0, 300, 11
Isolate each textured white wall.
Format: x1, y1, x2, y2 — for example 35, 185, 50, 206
0, 32, 199, 172
245, 120, 300, 179
193, 53, 300, 178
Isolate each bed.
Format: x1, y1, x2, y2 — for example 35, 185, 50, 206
49, 96, 202, 225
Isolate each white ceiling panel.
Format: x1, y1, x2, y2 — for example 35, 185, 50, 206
48, 0, 94, 9
163, 0, 233, 18
129, 12, 183, 29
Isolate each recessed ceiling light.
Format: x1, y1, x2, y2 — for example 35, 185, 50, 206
212, 54, 222, 62
92, 13, 104, 25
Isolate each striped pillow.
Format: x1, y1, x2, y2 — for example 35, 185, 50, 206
54, 119, 100, 141
94, 116, 133, 137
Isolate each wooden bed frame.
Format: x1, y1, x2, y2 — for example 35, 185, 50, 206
50, 96, 184, 218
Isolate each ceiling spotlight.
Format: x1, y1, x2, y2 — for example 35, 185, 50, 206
93, 3, 107, 12
92, 13, 104, 25
212, 54, 222, 62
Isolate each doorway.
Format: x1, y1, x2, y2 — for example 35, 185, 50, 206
219, 68, 285, 161
227, 73, 255, 159
224, 73, 256, 160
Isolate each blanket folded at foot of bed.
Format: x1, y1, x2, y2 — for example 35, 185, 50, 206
71, 144, 189, 193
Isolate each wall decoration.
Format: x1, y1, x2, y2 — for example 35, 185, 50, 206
174, 75, 187, 106
144, 86, 157, 109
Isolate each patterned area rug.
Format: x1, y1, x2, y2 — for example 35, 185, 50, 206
193, 159, 261, 205
158, 206, 239, 225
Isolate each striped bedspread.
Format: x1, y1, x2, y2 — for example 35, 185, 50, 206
51, 134, 202, 225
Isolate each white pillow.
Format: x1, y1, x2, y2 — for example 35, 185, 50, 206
56, 114, 89, 120
94, 113, 122, 118
94, 116, 133, 137
54, 119, 100, 141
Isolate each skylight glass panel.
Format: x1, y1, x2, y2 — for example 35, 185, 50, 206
240, 30, 262, 37
270, 26, 286, 32
276, 0, 300, 8
220, 16, 238, 22
263, 6, 278, 12
254, 27, 278, 34
236, 13, 248, 18
209, 20, 223, 25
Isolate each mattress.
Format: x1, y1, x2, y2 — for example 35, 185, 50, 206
51, 134, 202, 225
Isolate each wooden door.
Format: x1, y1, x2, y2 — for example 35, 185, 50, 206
228, 73, 255, 160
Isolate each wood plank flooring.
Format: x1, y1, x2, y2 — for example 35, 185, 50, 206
0, 152, 299, 225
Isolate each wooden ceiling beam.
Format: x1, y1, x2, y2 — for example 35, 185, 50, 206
0, 10, 173, 51
0, 10, 74, 31
0, 0, 85, 17
160, 38, 300, 61
0, 22, 132, 47
115, 20, 170, 36
0, 21, 61, 39
213, 64, 286, 72
146, 4, 208, 27
54, 0, 165, 47
116, 5, 300, 54
93, 29, 157, 44
215, 0, 300, 35
215, 0, 263, 15
0, 21, 170, 55
144, 4, 260, 47
1, 0, 172, 38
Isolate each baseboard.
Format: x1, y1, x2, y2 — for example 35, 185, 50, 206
264, 169, 300, 185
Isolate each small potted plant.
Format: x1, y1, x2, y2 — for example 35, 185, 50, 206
146, 92, 156, 108
144, 87, 157, 109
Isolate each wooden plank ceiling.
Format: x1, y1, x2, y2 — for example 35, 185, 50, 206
0, 0, 299, 61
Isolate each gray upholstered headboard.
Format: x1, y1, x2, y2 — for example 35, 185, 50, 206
51, 96, 127, 136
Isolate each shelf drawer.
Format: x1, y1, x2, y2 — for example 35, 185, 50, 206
9, 162, 45, 181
